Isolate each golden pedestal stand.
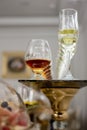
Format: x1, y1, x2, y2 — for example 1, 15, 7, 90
19, 80, 87, 130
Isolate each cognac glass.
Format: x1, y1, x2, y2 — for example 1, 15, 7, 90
25, 39, 52, 80
57, 8, 79, 79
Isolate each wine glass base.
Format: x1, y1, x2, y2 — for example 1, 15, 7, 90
30, 73, 45, 80
62, 71, 75, 80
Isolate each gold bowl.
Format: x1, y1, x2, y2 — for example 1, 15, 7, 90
18, 80, 87, 129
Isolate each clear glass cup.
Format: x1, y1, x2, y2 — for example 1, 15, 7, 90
17, 82, 52, 129
24, 39, 52, 80
57, 8, 79, 80
0, 79, 31, 130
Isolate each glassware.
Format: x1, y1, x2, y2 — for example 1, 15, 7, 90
25, 39, 52, 80
17, 81, 53, 130
42, 64, 53, 80
18, 80, 87, 130
56, 8, 79, 79
0, 79, 31, 130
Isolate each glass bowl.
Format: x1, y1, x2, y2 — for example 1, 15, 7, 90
17, 81, 53, 130
0, 79, 31, 130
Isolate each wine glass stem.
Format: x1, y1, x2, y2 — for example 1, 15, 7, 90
34, 73, 42, 80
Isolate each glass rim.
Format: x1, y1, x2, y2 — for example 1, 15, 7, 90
31, 39, 49, 43
60, 8, 78, 15
26, 39, 50, 49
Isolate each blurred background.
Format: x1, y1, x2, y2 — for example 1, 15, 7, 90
0, 0, 87, 80
0, 1, 87, 129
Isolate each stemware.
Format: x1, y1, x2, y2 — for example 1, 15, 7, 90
17, 81, 53, 130
25, 39, 52, 80
56, 8, 79, 79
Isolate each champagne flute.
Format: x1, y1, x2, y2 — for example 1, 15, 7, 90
25, 39, 52, 80
57, 8, 79, 79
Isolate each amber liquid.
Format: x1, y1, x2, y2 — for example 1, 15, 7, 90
26, 59, 50, 74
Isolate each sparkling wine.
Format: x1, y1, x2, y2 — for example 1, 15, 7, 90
24, 100, 38, 108
26, 59, 50, 74
57, 29, 79, 79
59, 29, 78, 50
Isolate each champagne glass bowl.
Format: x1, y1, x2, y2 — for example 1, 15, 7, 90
0, 79, 31, 130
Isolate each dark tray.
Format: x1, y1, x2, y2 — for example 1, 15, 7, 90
18, 80, 87, 89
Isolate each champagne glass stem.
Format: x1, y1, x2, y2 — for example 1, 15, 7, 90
56, 49, 71, 79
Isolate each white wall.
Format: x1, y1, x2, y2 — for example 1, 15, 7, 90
0, 25, 58, 80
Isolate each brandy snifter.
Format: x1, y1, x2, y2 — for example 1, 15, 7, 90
24, 39, 52, 80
